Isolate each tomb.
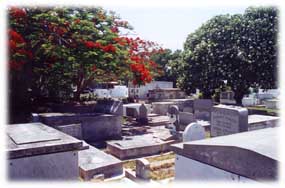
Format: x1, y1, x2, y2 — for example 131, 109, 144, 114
79, 143, 123, 181
171, 127, 279, 182
7, 123, 86, 180
37, 112, 122, 142
107, 133, 175, 160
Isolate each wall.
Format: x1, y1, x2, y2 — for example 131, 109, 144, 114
9, 150, 79, 180
175, 155, 254, 182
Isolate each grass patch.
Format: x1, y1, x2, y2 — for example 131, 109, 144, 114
247, 106, 278, 114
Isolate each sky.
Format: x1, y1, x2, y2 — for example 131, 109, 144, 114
103, 6, 249, 51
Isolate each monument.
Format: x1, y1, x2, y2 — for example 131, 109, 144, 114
211, 104, 248, 137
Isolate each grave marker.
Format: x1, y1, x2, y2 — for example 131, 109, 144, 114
138, 104, 148, 124
183, 122, 206, 142
211, 104, 248, 137
168, 105, 180, 131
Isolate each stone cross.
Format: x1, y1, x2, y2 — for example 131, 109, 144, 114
183, 122, 206, 142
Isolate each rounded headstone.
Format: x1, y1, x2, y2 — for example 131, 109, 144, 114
183, 122, 206, 142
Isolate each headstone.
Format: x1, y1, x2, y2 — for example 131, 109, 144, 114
168, 105, 180, 131
211, 105, 248, 137
183, 99, 194, 113
183, 122, 206, 142
137, 104, 148, 124
179, 112, 195, 125
193, 99, 213, 121
126, 107, 139, 118
193, 99, 213, 112
31, 113, 39, 122
135, 158, 150, 180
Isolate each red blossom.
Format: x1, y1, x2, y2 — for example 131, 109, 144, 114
102, 44, 116, 53
84, 41, 96, 48
74, 19, 80, 24
10, 7, 26, 18
9, 29, 25, 43
9, 40, 17, 50
91, 65, 97, 71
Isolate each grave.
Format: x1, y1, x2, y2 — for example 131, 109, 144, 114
126, 107, 138, 118
94, 100, 123, 115
164, 99, 194, 113
248, 114, 279, 131
107, 134, 175, 160
123, 103, 151, 117
137, 104, 148, 124
171, 127, 279, 182
79, 143, 123, 181
7, 123, 86, 180
135, 158, 150, 180
56, 123, 82, 140
182, 123, 206, 142
37, 112, 122, 142
152, 102, 177, 115
179, 112, 195, 125
193, 99, 213, 121
220, 91, 236, 104
168, 105, 180, 131
264, 99, 279, 109
211, 105, 248, 137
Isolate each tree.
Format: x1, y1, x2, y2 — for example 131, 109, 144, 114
8, 7, 164, 102
179, 7, 278, 104
150, 49, 183, 87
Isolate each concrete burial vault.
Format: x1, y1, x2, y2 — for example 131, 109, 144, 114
79, 142, 123, 181
37, 112, 122, 142
171, 127, 279, 182
6, 123, 86, 180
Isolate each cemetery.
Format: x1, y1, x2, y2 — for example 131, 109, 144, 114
6, 5, 279, 185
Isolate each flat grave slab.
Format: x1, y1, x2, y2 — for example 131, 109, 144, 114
79, 143, 123, 180
7, 123, 84, 159
7, 123, 60, 145
7, 123, 85, 180
107, 134, 175, 160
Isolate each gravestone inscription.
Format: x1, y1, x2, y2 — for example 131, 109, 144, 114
211, 105, 248, 137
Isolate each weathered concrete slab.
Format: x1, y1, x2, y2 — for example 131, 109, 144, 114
147, 114, 170, 126
107, 134, 175, 160
56, 123, 82, 140
79, 143, 123, 180
38, 112, 122, 142
7, 123, 84, 159
7, 124, 60, 145
7, 123, 85, 180
171, 127, 279, 181
152, 102, 177, 115
248, 115, 279, 131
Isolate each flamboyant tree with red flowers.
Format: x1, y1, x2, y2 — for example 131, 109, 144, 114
9, 7, 164, 102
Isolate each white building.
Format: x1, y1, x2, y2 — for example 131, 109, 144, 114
128, 81, 173, 99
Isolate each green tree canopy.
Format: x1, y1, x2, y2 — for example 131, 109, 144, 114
178, 6, 278, 104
